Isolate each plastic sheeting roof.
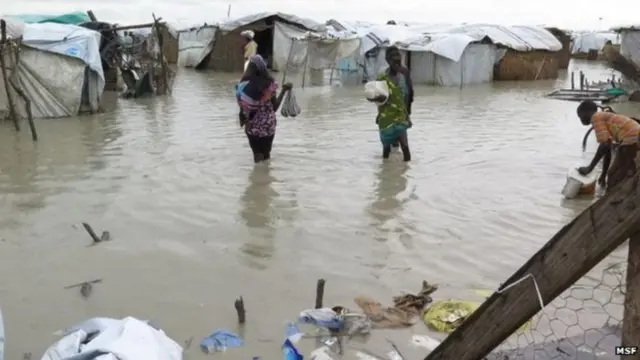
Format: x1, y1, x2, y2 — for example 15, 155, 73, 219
571, 32, 620, 54
21, 22, 105, 85
218, 12, 325, 32
0, 16, 25, 38
327, 20, 561, 63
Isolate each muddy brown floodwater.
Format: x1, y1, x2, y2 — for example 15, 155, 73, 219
0, 60, 636, 359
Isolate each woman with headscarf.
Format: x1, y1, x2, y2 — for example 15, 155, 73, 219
236, 55, 292, 163
369, 46, 412, 161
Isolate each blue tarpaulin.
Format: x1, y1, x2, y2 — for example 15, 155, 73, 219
8, 12, 91, 25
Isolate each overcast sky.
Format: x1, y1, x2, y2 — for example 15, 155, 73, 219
4, 0, 637, 31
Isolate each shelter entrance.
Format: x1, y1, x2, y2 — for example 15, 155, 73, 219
253, 28, 275, 69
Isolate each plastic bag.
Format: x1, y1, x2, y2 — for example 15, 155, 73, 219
280, 90, 301, 118
364, 81, 389, 105
423, 299, 531, 334
41, 316, 183, 360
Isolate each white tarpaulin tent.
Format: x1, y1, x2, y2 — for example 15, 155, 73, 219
177, 25, 216, 68
571, 32, 619, 54
0, 17, 104, 119
328, 21, 560, 87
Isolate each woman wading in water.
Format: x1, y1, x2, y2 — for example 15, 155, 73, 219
236, 55, 292, 163
371, 46, 412, 161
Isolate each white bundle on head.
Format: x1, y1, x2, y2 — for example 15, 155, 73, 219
364, 80, 389, 105
240, 30, 255, 39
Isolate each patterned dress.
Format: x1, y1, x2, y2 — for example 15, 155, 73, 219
376, 72, 410, 146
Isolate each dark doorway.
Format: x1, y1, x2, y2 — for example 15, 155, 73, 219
253, 28, 274, 68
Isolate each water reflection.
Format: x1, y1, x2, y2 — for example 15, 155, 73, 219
368, 162, 410, 241
239, 164, 277, 267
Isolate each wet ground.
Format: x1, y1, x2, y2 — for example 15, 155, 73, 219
0, 60, 636, 359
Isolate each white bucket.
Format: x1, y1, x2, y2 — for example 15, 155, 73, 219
561, 167, 598, 199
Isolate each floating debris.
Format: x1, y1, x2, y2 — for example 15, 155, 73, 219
80, 283, 93, 299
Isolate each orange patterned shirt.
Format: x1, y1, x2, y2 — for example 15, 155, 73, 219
591, 112, 640, 145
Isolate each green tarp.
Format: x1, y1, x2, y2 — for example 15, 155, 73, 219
9, 11, 91, 25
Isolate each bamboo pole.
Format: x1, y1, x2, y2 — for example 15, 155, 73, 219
0, 20, 19, 131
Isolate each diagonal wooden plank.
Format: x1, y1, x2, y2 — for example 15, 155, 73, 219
425, 173, 640, 360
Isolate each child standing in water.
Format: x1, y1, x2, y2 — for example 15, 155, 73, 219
370, 46, 412, 161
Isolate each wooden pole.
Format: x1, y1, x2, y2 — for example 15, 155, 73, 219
0, 20, 19, 131
281, 38, 294, 85
87, 10, 97, 22
315, 279, 325, 309
8, 38, 37, 141
571, 71, 575, 89
234, 296, 246, 324
9, 78, 36, 141
99, 23, 162, 32
622, 234, 640, 349
425, 172, 640, 360
152, 14, 170, 96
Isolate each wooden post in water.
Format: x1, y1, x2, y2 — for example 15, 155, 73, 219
425, 172, 640, 360
7, 38, 36, 141
0, 20, 19, 131
151, 13, 170, 96
234, 296, 246, 324
622, 234, 640, 349
571, 71, 575, 89
579, 71, 585, 90
315, 279, 325, 308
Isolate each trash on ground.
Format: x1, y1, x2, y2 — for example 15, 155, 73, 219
200, 329, 243, 353
41, 316, 182, 360
332, 306, 372, 336
410, 335, 441, 352
386, 340, 405, 360
310, 345, 336, 360
354, 281, 438, 329
299, 308, 344, 330
285, 322, 303, 343
355, 351, 384, 360
283, 338, 303, 360
422, 299, 532, 333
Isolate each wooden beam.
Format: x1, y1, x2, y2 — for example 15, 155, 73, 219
425, 174, 640, 360
622, 234, 640, 348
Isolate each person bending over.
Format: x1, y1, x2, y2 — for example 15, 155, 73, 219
577, 100, 640, 190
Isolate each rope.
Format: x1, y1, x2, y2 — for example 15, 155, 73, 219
497, 273, 545, 313
280, 90, 301, 118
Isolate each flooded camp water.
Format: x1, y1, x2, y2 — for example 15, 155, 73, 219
0, 60, 636, 358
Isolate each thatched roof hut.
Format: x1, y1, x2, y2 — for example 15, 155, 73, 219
201, 12, 325, 72
489, 25, 563, 81
546, 27, 571, 68
494, 49, 559, 81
